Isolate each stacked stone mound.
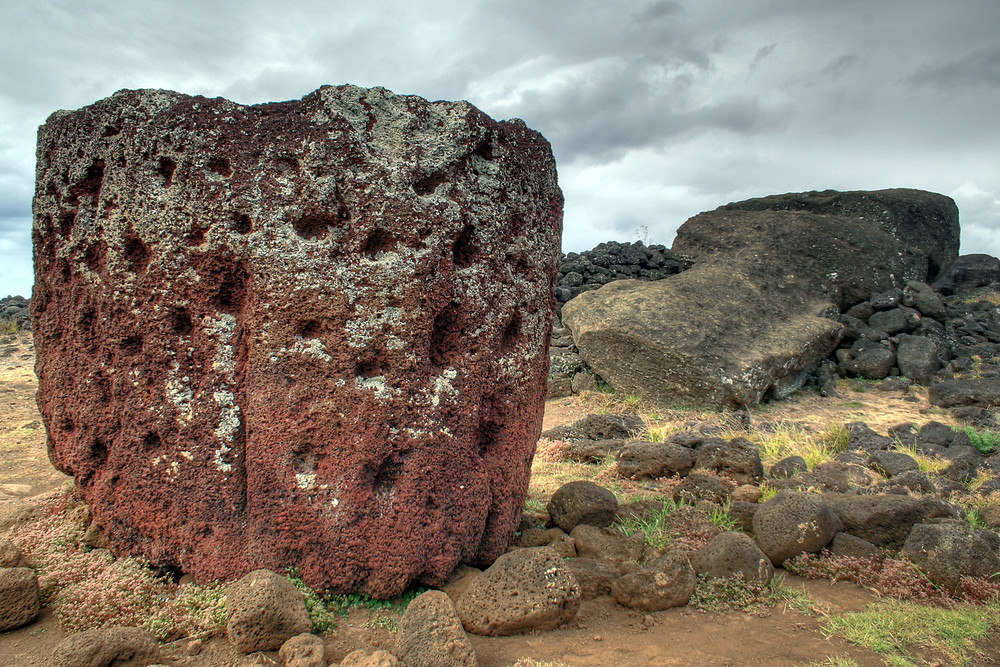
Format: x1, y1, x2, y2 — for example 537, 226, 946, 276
828, 275, 1000, 388
0, 296, 30, 331
31, 85, 563, 596
555, 241, 681, 315
563, 189, 960, 408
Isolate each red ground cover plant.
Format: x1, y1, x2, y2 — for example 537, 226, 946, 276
783, 550, 1000, 606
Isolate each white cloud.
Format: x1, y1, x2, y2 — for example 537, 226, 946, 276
0, 0, 998, 297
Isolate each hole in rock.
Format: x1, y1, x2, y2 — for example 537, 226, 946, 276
429, 302, 461, 368
413, 172, 448, 196
186, 226, 206, 246
476, 420, 501, 459
372, 457, 403, 496
82, 242, 105, 273
355, 358, 382, 379
214, 266, 248, 315
70, 160, 105, 204
362, 228, 397, 258
102, 123, 121, 137
500, 315, 521, 354
206, 157, 233, 178
123, 234, 150, 275
156, 157, 176, 187
473, 138, 494, 160
233, 213, 252, 235
292, 214, 334, 241
91, 436, 108, 466
298, 320, 322, 339
59, 417, 75, 433
171, 309, 193, 336
142, 431, 161, 451
276, 156, 300, 174
58, 212, 76, 237
121, 335, 142, 356
292, 452, 317, 476
452, 224, 477, 269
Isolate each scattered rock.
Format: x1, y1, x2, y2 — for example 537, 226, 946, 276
278, 633, 327, 667
547, 481, 619, 532
610, 553, 696, 612
868, 450, 920, 478
929, 379, 1000, 408
340, 650, 401, 667
52, 626, 161, 667
824, 493, 926, 549
673, 473, 733, 506
397, 590, 478, 667
752, 491, 842, 565
570, 525, 645, 567
572, 414, 645, 441
226, 569, 311, 654
0, 538, 25, 568
900, 522, 1000, 592
770, 456, 808, 480
0, 567, 40, 631
565, 558, 621, 601
694, 437, 765, 485
829, 532, 882, 560
731, 484, 763, 503
615, 442, 695, 480
455, 547, 581, 636
691, 532, 773, 585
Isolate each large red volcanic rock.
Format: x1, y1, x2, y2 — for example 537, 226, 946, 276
31, 86, 563, 596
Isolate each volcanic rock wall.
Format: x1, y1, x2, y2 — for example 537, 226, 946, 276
31, 86, 563, 596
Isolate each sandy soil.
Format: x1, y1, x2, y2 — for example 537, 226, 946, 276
1, 331, 996, 666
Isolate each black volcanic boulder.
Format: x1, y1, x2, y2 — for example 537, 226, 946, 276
720, 188, 960, 282
932, 254, 1000, 296
563, 189, 959, 408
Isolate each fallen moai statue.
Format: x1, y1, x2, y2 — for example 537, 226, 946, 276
562, 189, 960, 408
31, 85, 563, 596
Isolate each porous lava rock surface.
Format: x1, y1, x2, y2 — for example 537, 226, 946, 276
562, 189, 958, 408
31, 85, 563, 596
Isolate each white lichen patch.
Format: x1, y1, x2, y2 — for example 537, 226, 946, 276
212, 388, 241, 473
354, 375, 398, 400
164, 360, 194, 422
430, 368, 459, 407
290, 338, 332, 361
295, 472, 318, 490
213, 389, 241, 443
204, 313, 238, 379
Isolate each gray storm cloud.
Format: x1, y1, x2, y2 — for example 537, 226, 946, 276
1, 0, 999, 296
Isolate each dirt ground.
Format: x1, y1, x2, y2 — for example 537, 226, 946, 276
1, 330, 997, 666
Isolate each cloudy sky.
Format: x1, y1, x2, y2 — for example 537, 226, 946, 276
2, 0, 998, 297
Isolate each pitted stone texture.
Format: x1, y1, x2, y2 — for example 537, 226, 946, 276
31, 86, 563, 596
752, 491, 842, 565
0, 567, 40, 631
226, 569, 311, 654
397, 590, 478, 667
691, 532, 774, 586
900, 522, 1000, 592
610, 553, 696, 612
278, 633, 327, 667
52, 626, 161, 667
546, 481, 618, 532
455, 547, 581, 636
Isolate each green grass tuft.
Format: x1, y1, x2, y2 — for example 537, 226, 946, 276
823, 599, 1000, 667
